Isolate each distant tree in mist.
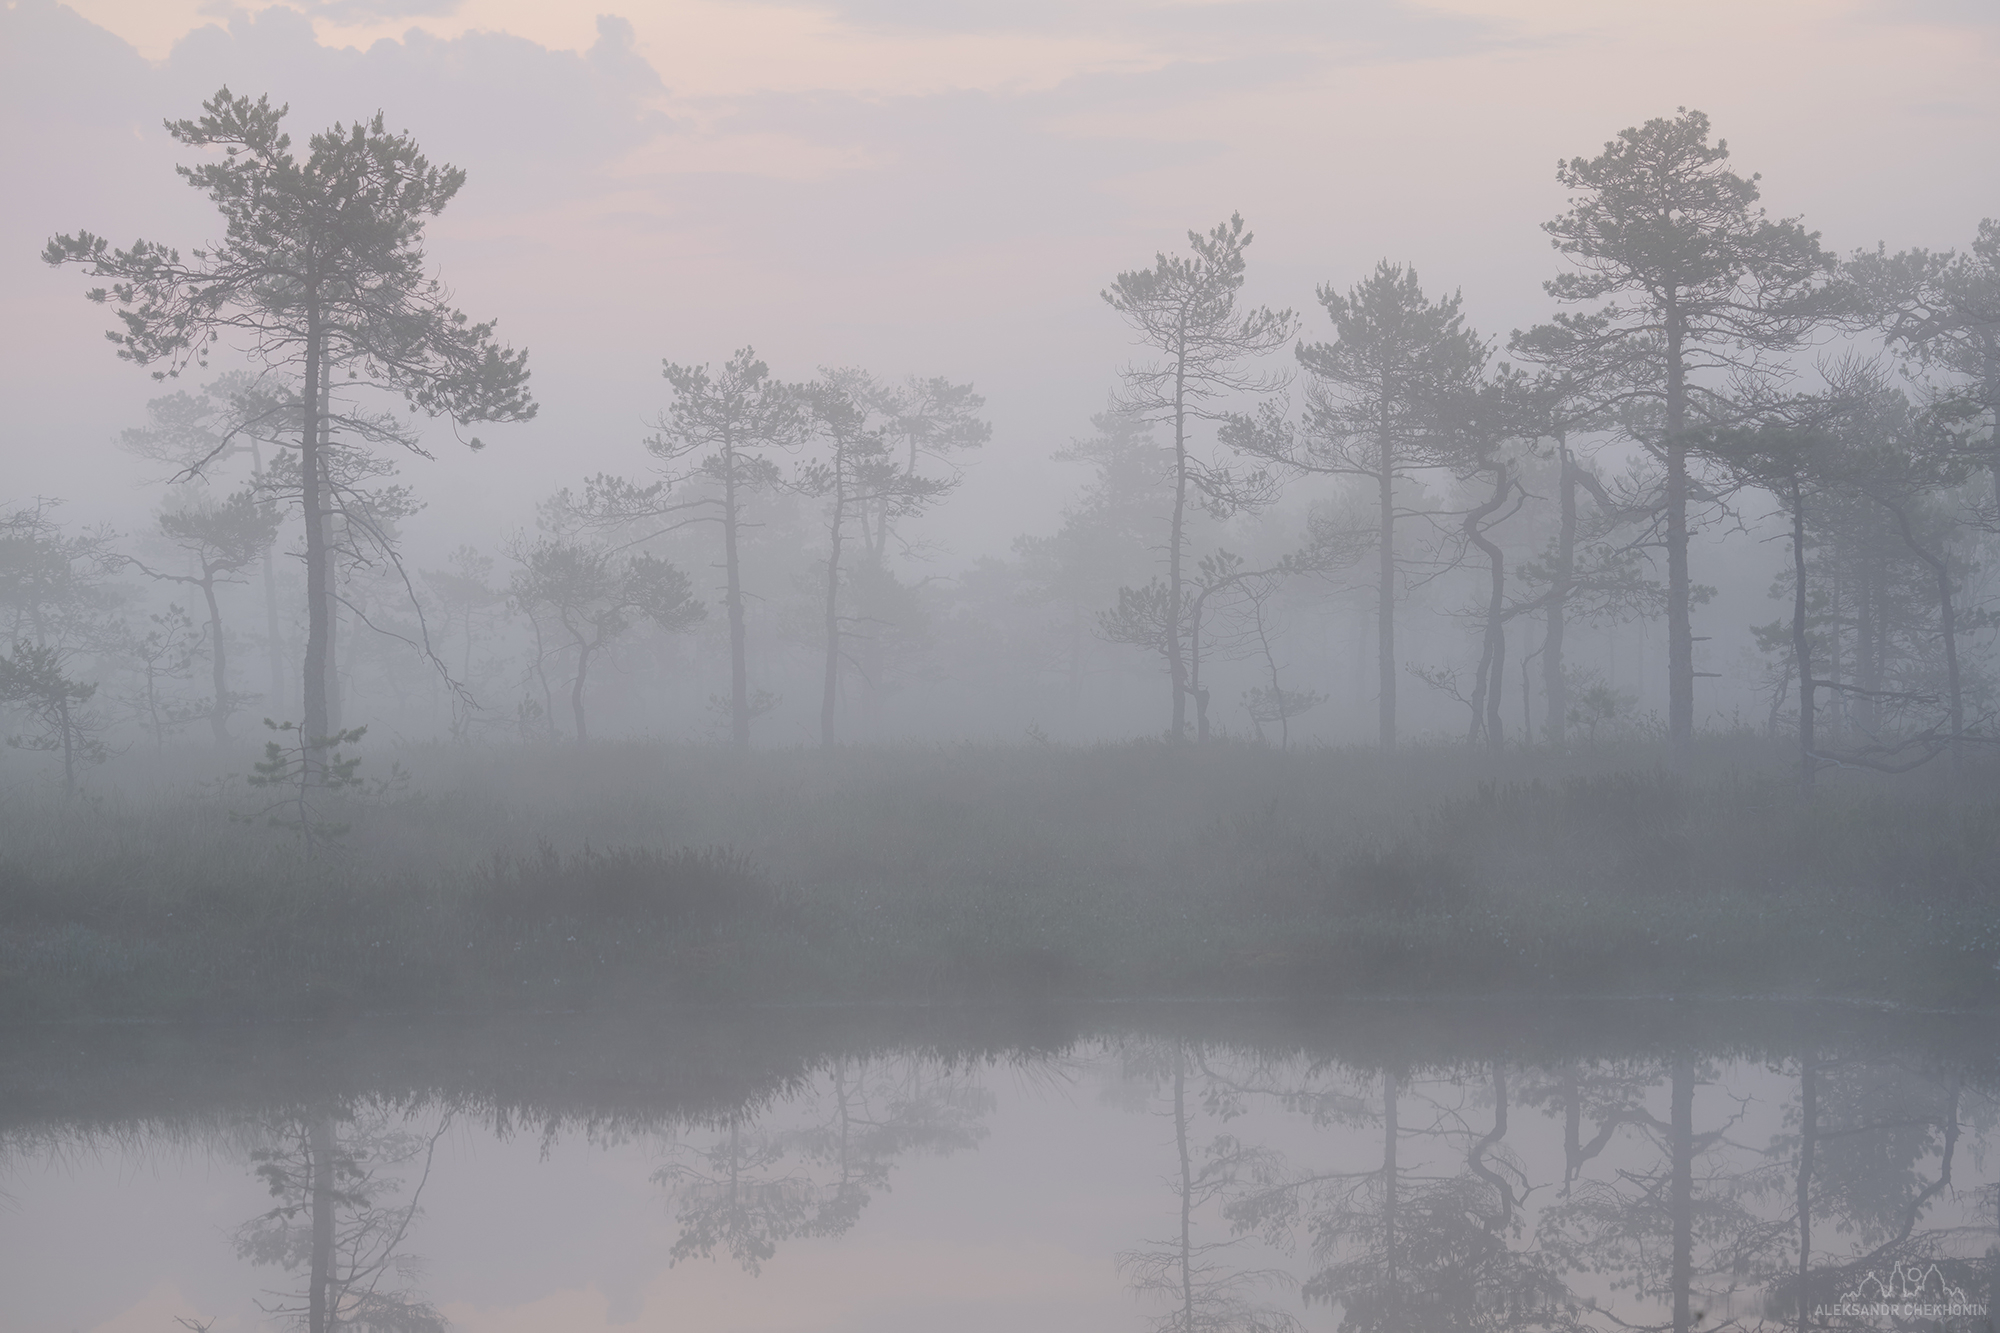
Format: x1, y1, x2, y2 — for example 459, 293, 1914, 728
1499, 368, 1661, 748
1706, 373, 1881, 791
853, 374, 990, 563
113, 604, 205, 749
1103, 213, 1296, 742
1017, 410, 1172, 716
1442, 375, 1530, 751
800, 374, 957, 748
0, 640, 104, 796
1523, 108, 1837, 762
421, 546, 505, 738
121, 487, 279, 744
1235, 261, 1486, 750
615, 347, 809, 749
1849, 220, 2000, 511
122, 374, 296, 711
841, 371, 988, 729
508, 537, 704, 743
44, 86, 535, 778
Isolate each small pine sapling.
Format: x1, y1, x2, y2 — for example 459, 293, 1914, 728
242, 719, 367, 848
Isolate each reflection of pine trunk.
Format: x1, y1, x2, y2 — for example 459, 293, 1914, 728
1563, 1074, 1581, 1192
1670, 1060, 1694, 1333
1468, 1064, 1513, 1230
309, 1114, 336, 1333
1383, 1068, 1400, 1312
1796, 1057, 1816, 1333
1176, 1043, 1195, 1333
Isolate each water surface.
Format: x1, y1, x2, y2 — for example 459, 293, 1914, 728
3, 1002, 1994, 1332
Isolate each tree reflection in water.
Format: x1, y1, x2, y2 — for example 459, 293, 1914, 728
653, 1052, 994, 1273
1116, 1039, 1304, 1333
233, 1102, 451, 1333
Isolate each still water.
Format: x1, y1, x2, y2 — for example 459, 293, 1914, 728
2, 1002, 1995, 1332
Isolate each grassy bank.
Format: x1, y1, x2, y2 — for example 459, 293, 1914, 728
2, 737, 1998, 1018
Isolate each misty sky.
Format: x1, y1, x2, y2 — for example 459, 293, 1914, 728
4, 0, 1997, 563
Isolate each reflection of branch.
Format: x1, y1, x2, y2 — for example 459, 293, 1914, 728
1836, 1080, 1960, 1273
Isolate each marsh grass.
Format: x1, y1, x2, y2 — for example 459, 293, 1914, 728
1, 735, 1997, 1018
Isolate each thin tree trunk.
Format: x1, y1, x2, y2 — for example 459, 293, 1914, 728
1190, 588, 1208, 744
1467, 463, 1509, 751
58, 692, 75, 797
1068, 606, 1084, 724
571, 637, 592, 744
1792, 480, 1815, 794
252, 442, 286, 717
202, 572, 229, 744
821, 458, 847, 749
1545, 438, 1575, 746
300, 310, 330, 776
1665, 307, 1695, 763
723, 453, 750, 749
1378, 431, 1396, 750
1889, 502, 1963, 775
326, 511, 346, 736
1167, 335, 1190, 742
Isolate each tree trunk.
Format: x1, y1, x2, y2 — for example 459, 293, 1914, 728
202, 573, 229, 744
300, 310, 330, 776
1544, 438, 1576, 746
1791, 480, 1814, 794
821, 460, 847, 749
1378, 431, 1397, 751
1937, 553, 1963, 777
1167, 338, 1190, 742
1889, 502, 1963, 776
1665, 307, 1695, 763
723, 453, 750, 749
326, 510, 346, 736
571, 637, 592, 744
1190, 588, 1208, 744
58, 692, 75, 797
1466, 463, 1509, 752
252, 442, 287, 718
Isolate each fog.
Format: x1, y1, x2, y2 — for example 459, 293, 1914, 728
4, 3, 2000, 1329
